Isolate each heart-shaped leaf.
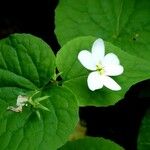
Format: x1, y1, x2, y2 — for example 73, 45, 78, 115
0, 33, 55, 88
59, 137, 124, 150
0, 86, 78, 150
56, 36, 150, 106
55, 0, 150, 60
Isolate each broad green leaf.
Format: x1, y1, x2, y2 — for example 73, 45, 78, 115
0, 86, 78, 150
0, 33, 55, 89
138, 109, 150, 150
56, 36, 150, 106
0, 34, 79, 150
59, 137, 124, 150
55, 0, 150, 60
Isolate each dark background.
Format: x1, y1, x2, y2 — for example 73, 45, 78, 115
0, 0, 150, 150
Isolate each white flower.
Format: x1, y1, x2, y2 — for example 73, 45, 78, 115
7, 95, 28, 112
16, 95, 28, 107
78, 38, 124, 91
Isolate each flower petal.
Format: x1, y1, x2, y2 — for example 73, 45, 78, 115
78, 50, 96, 70
92, 38, 105, 64
102, 53, 120, 66
101, 75, 121, 91
87, 71, 103, 91
104, 64, 124, 76
16, 95, 28, 107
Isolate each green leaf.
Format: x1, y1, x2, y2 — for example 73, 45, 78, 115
0, 86, 78, 150
56, 36, 150, 106
138, 109, 150, 150
0, 34, 79, 150
59, 137, 124, 150
55, 0, 150, 60
0, 33, 55, 89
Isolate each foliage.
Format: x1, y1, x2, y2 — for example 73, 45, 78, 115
0, 0, 150, 149
59, 137, 124, 150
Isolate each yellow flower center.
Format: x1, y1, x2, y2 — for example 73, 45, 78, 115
96, 64, 105, 75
